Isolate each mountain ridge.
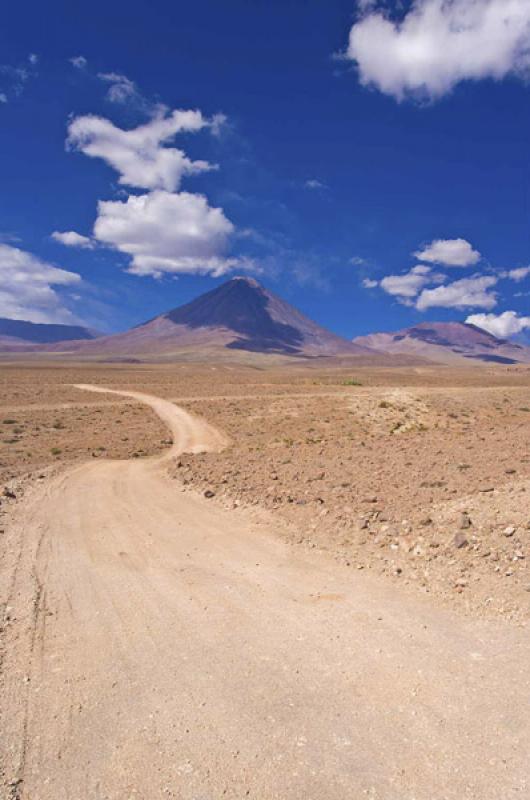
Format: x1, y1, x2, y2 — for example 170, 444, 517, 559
0, 318, 99, 347
353, 321, 530, 365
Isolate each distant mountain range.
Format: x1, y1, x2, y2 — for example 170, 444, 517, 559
0, 317, 99, 348
353, 322, 530, 365
2, 282, 529, 365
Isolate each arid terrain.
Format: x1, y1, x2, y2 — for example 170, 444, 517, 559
1, 359, 530, 798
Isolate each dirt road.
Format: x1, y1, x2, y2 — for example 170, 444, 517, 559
1, 386, 529, 799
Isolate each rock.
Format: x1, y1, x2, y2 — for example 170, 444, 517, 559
420, 516, 433, 526
503, 526, 516, 537
459, 512, 472, 529
3, 488, 16, 499
204, 490, 216, 499
479, 486, 495, 493
453, 532, 469, 549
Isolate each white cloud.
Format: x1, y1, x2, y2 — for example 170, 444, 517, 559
70, 55, 88, 69
67, 109, 217, 191
65, 104, 242, 278
351, 256, 368, 266
362, 277, 378, 288
466, 310, 530, 338
0, 243, 81, 323
51, 230, 95, 249
506, 265, 530, 282
93, 189, 247, 277
379, 264, 443, 298
416, 274, 497, 310
98, 72, 139, 104
414, 237, 480, 266
346, 0, 530, 101
0, 56, 38, 102
305, 179, 327, 189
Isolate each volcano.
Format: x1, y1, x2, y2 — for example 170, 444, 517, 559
38, 277, 376, 359
353, 321, 530, 365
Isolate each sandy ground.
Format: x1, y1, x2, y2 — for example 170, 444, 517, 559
1, 362, 530, 798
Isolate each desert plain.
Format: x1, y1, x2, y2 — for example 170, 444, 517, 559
1, 358, 530, 798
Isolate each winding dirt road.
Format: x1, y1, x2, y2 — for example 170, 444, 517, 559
1, 386, 530, 799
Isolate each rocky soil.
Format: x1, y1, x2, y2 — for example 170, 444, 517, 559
2, 362, 530, 619
171, 385, 530, 619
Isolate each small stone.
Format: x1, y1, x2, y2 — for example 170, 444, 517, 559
453, 532, 468, 549
420, 516, 433, 526
459, 512, 472, 529
204, 490, 215, 499
503, 526, 516, 537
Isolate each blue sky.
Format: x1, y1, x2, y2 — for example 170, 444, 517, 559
1, 0, 530, 340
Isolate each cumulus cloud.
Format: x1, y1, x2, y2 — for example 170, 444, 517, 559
67, 109, 216, 191
346, 0, 530, 101
506, 265, 530, 282
416, 274, 497, 310
51, 230, 95, 249
414, 237, 480, 266
466, 310, 530, 338
93, 190, 247, 277
0, 243, 81, 323
65, 103, 243, 278
379, 264, 434, 298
